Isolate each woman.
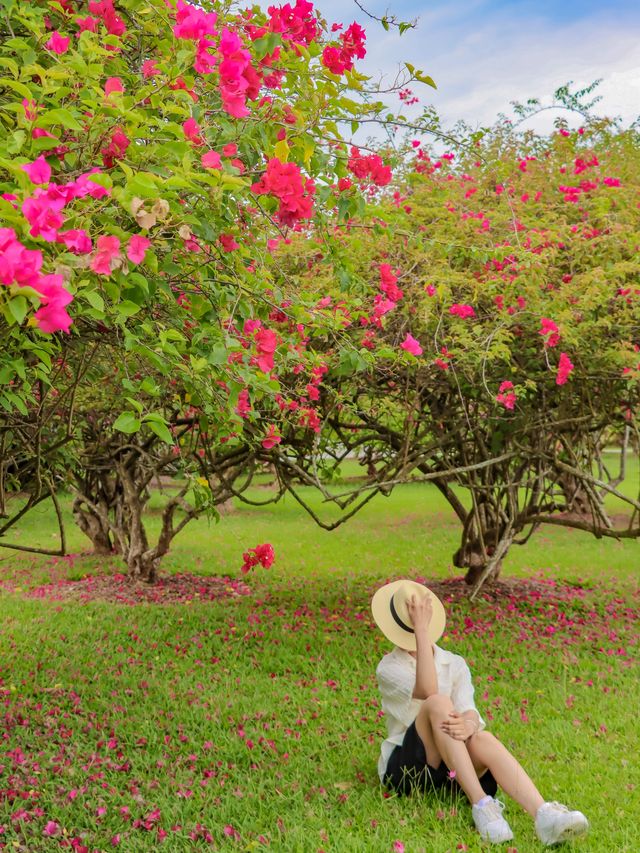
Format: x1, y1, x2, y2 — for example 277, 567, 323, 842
372, 579, 589, 845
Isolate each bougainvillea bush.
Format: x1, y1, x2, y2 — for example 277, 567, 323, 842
0, 0, 425, 574
273, 118, 640, 588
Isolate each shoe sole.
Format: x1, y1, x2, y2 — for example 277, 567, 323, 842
558, 817, 589, 841
544, 816, 589, 845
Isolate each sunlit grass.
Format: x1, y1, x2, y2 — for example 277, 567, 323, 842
0, 468, 638, 851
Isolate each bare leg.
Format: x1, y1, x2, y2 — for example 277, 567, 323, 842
414, 694, 486, 804
467, 731, 545, 816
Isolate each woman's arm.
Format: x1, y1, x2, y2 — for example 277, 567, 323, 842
406, 594, 438, 699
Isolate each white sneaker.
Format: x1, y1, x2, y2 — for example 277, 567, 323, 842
472, 797, 514, 843
535, 801, 589, 845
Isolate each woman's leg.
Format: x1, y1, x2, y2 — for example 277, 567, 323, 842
414, 694, 486, 804
466, 731, 545, 816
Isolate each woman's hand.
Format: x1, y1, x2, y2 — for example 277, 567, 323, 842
406, 593, 433, 632
441, 711, 478, 741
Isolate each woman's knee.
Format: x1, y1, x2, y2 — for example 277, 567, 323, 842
419, 693, 454, 719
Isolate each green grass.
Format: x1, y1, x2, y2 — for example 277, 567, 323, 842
0, 476, 638, 851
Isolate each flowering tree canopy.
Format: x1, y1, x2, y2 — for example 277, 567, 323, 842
274, 117, 640, 592
0, 0, 435, 575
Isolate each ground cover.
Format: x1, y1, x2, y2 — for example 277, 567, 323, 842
0, 482, 638, 852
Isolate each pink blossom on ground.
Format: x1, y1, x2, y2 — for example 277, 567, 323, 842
392, 842, 405, 853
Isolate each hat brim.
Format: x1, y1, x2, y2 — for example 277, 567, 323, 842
371, 579, 446, 650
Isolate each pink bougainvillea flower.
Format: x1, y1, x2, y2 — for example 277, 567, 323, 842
379, 263, 403, 301
267, 0, 318, 45
32, 273, 73, 334
539, 317, 560, 347
142, 59, 160, 78
71, 169, 111, 200
400, 333, 423, 356
127, 235, 151, 264
241, 542, 275, 573
43, 821, 60, 837
104, 76, 124, 97
392, 843, 405, 853
22, 193, 65, 242
556, 352, 574, 385
321, 21, 366, 75
217, 27, 257, 118
77, 15, 99, 33
57, 228, 93, 255
496, 380, 516, 410
235, 388, 251, 418
101, 127, 130, 168
183, 118, 204, 146
251, 158, 315, 226
449, 303, 475, 319
46, 31, 70, 54
173, 0, 218, 40
347, 147, 391, 187
21, 155, 51, 185
222, 143, 238, 157
219, 233, 239, 252
22, 98, 40, 120
254, 327, 278, 373
91, 235, 121, 275
201, 150, 222, 169
261, 425, 281, 450
89, 0, 126, 36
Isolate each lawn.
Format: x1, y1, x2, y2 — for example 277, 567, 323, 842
0, 477, 638, 852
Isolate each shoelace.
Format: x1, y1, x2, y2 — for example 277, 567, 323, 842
542, 801, 569, 814
482, 798, 507, 821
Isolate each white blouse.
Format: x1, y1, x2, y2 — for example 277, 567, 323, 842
375, 644, 486, 781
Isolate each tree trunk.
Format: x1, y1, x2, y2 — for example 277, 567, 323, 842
454, 544, 504, 586
558, 471, 592, 518
72, 496, 116, 555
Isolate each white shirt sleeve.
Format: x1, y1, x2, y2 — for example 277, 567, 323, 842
450, 658, 486, 731
376, 653, 418, 729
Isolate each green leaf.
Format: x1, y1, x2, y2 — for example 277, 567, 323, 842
6, 130, 26, 154
113, 411, 141, 433
144, 417, 173, 444
7, 296, 28, 326
37, 108, 83, 131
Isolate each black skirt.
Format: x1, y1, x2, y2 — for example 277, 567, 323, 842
383, 721, 498, 797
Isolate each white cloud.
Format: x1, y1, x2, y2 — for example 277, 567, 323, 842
316, 1, 640, 134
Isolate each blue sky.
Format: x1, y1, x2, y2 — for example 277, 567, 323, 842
316, 0, 640, 133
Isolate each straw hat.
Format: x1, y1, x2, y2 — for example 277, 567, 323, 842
371, 579, 446, 650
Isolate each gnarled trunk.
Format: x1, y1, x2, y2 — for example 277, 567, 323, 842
73, 496, 116, 555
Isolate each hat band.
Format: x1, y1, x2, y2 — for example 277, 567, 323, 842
390, 594, 414, 635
